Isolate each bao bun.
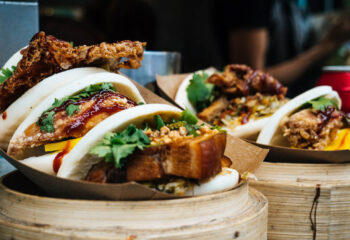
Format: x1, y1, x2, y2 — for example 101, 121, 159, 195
22, 104, 239, 196
257, 86, 341, 147
175, 69, 275, 139
0, 67, 107, 150
8, 71, 144, 159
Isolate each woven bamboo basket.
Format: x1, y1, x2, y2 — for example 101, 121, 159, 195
250, 162, 350, 240
0, 171, 267, 240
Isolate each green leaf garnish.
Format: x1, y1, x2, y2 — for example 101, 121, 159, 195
37, 83, 116, 132
155, 115, 165, 130
65, 104, 80, 116
211, 125, 226, 132
186, 72, 215, 112
301, 97, 339, 111
180, 108, 198, 124
89, 125, 150, 168
138, 102, 145, 105
0, 66, 16, 84
39, 111, 55, 133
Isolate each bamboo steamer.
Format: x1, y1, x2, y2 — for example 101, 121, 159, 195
250, 162, 350, 240
0, 171, 268, 240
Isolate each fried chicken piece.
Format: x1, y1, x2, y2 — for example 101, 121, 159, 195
207, 64, 287, 98
282, 107, 343, 150
0, 32, 146, 112
8, 91, 137, 159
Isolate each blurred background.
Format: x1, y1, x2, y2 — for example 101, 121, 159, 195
37, 0, 350, 97
0, 0, 350, 176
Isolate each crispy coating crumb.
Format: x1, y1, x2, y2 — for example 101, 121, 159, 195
0, 31, 146, 112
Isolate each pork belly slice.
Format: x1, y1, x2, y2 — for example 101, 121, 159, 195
86, 132, 227, 183
8, 91, 136, 158
198, 96, 229, 122
127, 132, 226, 181
282, 108, 343, 150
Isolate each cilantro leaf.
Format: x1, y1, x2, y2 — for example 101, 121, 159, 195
186, 72, 215, 112
0, 66, 16, 84
38, 111, 55, 133
211, 125, 226, 132
180, 108, 198, 124
301, 97, 339, 111
155, 115, 165, 130
89, 125, 150, 168
65, 104, 80, 116
185, 123, 202, 136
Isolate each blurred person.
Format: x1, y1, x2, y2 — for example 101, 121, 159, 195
214, 0, 350, 96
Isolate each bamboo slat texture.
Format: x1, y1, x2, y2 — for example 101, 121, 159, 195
0, 171, 268, 240
251, 162, 350, 240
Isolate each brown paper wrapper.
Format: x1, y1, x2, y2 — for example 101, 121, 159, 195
157, 72, 349, 164
251, 142, 350, 163
0, 78, 267, 200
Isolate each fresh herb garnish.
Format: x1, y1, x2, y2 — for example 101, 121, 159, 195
155, 115, 165, 130
65, 104, 80, 116
0, 66, 16, 84
90, 110, 204, 167
89, 125, 150, 168
138, 102, 145, 105
301, 97, 339, 111
186, 72, 216, 112
155, 109, 200, 136
210, 125, 225, 132
37, 83, 116, 133
179, 108, 201, 135
180, 108, 198, 124
39, 111, 55, 133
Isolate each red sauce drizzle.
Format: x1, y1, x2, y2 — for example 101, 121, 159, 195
245, 71, 258, 95
241, 110, 252, 124
53, 141, 71, 173
2, 111, 7, 120
64, 91, 137, 136
316, 106, 337, 134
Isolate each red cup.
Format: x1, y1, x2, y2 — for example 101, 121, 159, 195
317, 66, 350, 113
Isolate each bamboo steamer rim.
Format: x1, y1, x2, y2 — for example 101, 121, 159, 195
0, 171, 268, 240
0, 171, 247, 203
254, 161, 350, 186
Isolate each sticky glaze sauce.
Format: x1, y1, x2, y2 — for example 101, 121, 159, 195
2, 111, 7, 120
316, 106, 337, 134
240, 70, 285, 97
64, 91, 137, 136
37, 90, 137, 132
241, 109, 252, 124
53, 141, 71, 173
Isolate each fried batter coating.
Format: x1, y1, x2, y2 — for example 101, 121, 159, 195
0, 32, 146, 112
207, 64, 287, 98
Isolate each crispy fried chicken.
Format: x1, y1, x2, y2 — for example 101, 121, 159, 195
207, 64, 287, 98
282, 107, 343, 149
0, 32, 146, 112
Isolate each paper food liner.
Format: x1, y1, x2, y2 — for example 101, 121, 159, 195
250, 141, 350, 163
0, 78, 267, 200
157, 73, 349, 164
